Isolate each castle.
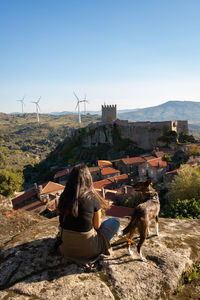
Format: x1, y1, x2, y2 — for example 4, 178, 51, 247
82, 104, 189, 150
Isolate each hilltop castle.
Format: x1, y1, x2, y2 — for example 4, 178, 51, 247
81, 104, 188, 150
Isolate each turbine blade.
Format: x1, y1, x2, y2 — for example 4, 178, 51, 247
73, 92, 79, 101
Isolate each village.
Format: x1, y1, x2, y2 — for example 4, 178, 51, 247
10, 105, 200, 220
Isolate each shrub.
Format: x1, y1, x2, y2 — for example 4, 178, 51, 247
0, 170, 24, 197
163, 198, 200, 219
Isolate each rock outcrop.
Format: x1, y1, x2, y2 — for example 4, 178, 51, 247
0, 210, 200, 299
0, 195, 13, 211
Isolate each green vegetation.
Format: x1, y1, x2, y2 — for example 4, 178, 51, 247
167, 165, 200, 202
163, 154, 172, 163
186, 144, 200, 157
174, 262, 200, 298
164, 198, 200, 219
162, 165, 200, 219
0, 170, 23, 196
178, 132, 196, 143
0, 113, 99, 190
23, 122, 145, 185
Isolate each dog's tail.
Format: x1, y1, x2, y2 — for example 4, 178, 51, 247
122, 211, 137, 235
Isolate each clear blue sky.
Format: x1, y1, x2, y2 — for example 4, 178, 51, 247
1, 0, 200, 113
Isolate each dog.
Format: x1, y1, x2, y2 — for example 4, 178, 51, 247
119, 192, 160, 261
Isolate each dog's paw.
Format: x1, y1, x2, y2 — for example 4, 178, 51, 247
139, 252, 147, 262
128, 249, 134, 256
140, 256, 147, 262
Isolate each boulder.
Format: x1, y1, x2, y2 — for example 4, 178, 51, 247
0, 210, 200, 299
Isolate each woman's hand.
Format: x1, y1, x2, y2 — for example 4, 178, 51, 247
93, 209, 101, 230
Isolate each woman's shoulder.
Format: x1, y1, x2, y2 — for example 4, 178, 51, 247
81, 193, 101, 211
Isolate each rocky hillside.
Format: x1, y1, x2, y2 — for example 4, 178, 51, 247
0, 210, 200, 299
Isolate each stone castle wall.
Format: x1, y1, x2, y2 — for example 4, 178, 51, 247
85, 119, 188, 150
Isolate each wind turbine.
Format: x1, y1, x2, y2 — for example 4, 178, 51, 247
74, 92, 82, 125
17, 96, 25, 114
32, 97, 41, 123
82, 94, 89, 115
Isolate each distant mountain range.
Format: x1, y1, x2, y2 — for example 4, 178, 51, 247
6, 100, 200, 123
50, 109, 138, 115
118, 101, 200, 123
50, 101, 200, 122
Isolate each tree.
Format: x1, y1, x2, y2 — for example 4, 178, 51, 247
167, 165, 200, 202
0, 170, 23, 197
164, 165, 200, 219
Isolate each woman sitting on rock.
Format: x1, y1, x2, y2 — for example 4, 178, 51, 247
57, 163, 120, 262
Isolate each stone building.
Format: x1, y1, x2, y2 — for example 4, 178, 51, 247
138, 157, 168, 183
11, 181, 65, 212
102, 104, 117, 122
113, 157, 145, 176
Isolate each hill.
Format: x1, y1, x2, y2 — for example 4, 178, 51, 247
119, 100, 200, 122
0, 112, 99, 176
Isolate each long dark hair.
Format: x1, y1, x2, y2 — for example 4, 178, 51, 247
58, 163, 109, 217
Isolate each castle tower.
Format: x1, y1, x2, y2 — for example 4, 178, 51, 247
101, 104, 117, 122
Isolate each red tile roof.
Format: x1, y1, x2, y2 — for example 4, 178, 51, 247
41, 181, 65, 194
147, 157, 167, 168
101, 167, 120, 176
54, 167, 73, 179
12, 181, 65, 208
94, 179, 111, 189
142, 155, 156, 161
98, 160, 112, 167
106, 205, 134, 218
121, 157, 145, 165
12, 189, 37, 207
93, 174, 128, 189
